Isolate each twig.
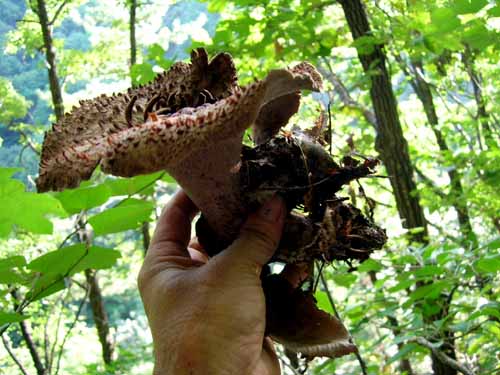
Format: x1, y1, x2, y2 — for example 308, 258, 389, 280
48, 287, 72, 372
320, 273, 368, 375
413, 165, 447, 199
48, 0, 69, 25
409, 337, 475, 375
1, 334, 29, 375
54, 284, 89, 375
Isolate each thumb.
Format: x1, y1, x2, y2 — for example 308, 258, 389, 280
223, 196, 286, 269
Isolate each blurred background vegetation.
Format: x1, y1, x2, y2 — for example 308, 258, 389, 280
0, 0, 499, 374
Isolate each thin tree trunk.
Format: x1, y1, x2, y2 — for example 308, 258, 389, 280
33, 2, 115, 362
460, 47, 500, 233
142, 221, 151, 254
84, 269, 114, 365
77, 217, 114, 365
338, 2, 459, 374
10, 290, 46, 375
34, 0, 64, 121
461, 45, 496, 149
401, 58, 476, 246
19, 320, 47, 375
129, 0, 137, 67
338, 0, 428, 244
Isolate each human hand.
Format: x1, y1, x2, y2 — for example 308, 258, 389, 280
138, 191, 286, 375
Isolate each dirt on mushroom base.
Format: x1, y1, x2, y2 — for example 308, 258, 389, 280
197, 134, 387, 264
196, 132, 387, 358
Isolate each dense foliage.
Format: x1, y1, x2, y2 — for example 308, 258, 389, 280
0, 0, 499, 374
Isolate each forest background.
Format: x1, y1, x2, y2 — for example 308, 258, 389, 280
0, 0, 499, 374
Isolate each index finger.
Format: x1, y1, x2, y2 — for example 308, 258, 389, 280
148, 190, 199, 259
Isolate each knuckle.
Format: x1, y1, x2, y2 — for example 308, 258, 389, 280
136, 268, 149, 293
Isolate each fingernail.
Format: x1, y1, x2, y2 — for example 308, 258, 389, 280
257, 196, 284, 222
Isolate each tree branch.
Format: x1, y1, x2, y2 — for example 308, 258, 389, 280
55, 285, 89, 375
1, 334, 29, 375
319, 59, 378, 129
48, 0, 69, 25
10, 290, 46, 375
409, 337, 475, 375
320, 272, 368, 375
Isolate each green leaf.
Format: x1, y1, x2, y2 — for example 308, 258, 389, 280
0, 168, 22, 180
0, 256, 26, 270
147, 43, 172, 70
25, 245, 120, 301
485, 237, 500, 250
406, 280, 451, 305
0, 168, 66, 237
0, 256, 27, 284
357, 259, 383, 273
488, 6, 500, 17
0, 311, 28, 325
315, 291, 334, 314
130, 62, 155, 86
475, 256, 500, 273
55, 183, 113, 215
28, 244, 87, 275
468, 303, 500, 321
453, 0, 488, 14
387, 343, 419, 364
414, 265, 445, 278
71, 246, 121, 273
430, 8, 461, 34
104, 172, 165, 197
331, 273, 357, 287
0, 270, 25, 284
27, 274, 66, 301
388, 278, 416, 293
28, 244, 120, 275
88, 198, 154, 236
462, 21, 492, 50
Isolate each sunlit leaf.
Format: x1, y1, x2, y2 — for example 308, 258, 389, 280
475, 256, 500, 273
387, 343, 419, 364
314, 290, 334, 314
0, 168, 66, 237
130, 62, 155, 86
430, 9, 461, 34
104, 171, 166, 197
88, 198, 154, 236
357, 259, 382, 272
452, 0, 488, 14
55, 183, 113, 214
0, 311, 28, 325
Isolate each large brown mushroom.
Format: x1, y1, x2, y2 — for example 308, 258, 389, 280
37, 48, 386, 359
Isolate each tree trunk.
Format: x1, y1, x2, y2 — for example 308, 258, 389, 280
78, 218, 114, 365
34, 0, 64, 121
33, 3, 115, 362
142, 221, 151, 255
338, 2, 459, 374
10, 290, 46, 375
402, 58, 476, 246
129, 0, 137, 67
85, 269, 114, 365
338, 0, 428, 244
